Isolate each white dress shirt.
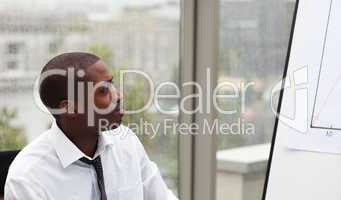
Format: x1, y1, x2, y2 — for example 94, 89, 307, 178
5, 121, 178, 200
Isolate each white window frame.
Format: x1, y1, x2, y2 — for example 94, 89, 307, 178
179, 0, 219, 200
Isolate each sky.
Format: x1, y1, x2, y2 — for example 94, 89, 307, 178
0, 0, 175, 11
0, 0, 180, 21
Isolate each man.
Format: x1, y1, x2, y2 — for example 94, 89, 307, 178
5, 52, 178, 200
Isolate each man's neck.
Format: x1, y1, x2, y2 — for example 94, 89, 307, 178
56, 120, 99, 158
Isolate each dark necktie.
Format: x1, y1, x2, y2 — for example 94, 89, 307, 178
80, 156, 107, 200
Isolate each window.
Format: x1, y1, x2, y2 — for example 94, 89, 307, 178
0, 1, 299, 199
3, 42, 26, 73
6, 61, 18, 70
0, 0, 180, 195
216, 0, 296, 200
7, 43, 21, 55
48, 42, 58, 54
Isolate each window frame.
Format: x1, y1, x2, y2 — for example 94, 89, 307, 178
179, 0, 219, 200
0, 1, 220, 200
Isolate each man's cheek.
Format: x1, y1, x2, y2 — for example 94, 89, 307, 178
94, 96, 112, 109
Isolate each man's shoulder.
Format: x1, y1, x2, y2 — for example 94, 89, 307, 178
7, 129, 57, 179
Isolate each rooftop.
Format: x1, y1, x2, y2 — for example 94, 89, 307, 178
216, 143, 271, 174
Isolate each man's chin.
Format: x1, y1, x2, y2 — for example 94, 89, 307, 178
111, 121, 121, 129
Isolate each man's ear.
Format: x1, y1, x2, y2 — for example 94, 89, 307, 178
59, 100, 78, 118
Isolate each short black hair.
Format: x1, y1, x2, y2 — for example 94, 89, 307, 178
39, 52, 100, 113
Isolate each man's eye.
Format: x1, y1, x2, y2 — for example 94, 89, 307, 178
98, 87, 109, 94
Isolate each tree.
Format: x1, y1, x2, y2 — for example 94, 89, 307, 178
0, 108, 27, 150
88, 43, 114, 66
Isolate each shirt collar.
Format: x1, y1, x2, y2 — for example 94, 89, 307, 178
49, 120, 114, 168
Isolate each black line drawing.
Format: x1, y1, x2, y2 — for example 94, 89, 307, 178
310, 0, 340, 131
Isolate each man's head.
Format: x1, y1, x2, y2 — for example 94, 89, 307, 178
39, 52, 123, 132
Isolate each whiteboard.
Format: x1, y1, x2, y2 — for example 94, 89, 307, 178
264, 0, 341, 199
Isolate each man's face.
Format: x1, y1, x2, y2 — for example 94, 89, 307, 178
84, 60, 123, 131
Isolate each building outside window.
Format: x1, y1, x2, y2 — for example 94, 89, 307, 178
0, 0, 180, 195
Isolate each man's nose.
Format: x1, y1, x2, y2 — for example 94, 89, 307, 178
110, 88, 124, 113
116, 90, 122, 100
110, 86, 121, 102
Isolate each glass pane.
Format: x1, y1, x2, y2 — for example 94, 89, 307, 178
0, 0, 180, 195
216, 1, 296, 200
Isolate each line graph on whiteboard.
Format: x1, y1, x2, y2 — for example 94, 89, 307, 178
311, 0, 341, 131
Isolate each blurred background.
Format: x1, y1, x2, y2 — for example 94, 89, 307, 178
0, 0, 296, 199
